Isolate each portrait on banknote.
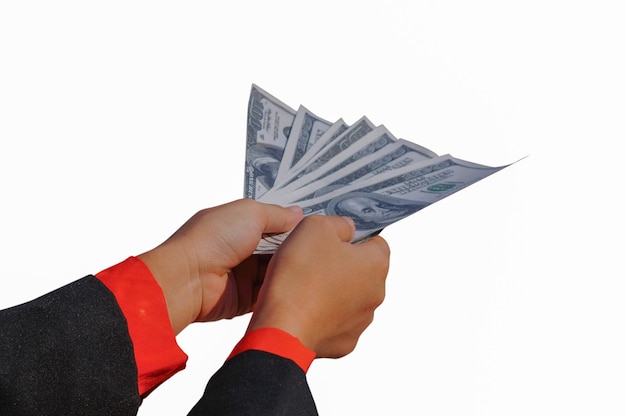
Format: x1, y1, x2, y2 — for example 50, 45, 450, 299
324, 191, 428, 231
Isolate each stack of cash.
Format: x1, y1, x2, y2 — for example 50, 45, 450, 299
244, 84, 506, 253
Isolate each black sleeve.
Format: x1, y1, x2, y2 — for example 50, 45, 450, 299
187, 350, 318, 416
0, 276, 319, 415
0, 276, 141, 416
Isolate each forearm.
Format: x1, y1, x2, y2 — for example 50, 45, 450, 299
138, 242, 201, 335
0, 276, 141, 415
188, 350, 318, 416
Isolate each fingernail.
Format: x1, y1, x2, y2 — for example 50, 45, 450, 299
288, 205, 303, 215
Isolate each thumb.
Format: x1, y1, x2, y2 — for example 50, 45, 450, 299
292, 214, 356, 243
255, 202, 304, 234
335, 216, 356, 243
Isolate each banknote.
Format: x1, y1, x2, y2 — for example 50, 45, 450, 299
243, 85, 509, 253
271, 137, 440, 205
281, 119, 350, 179
287, 116, 376, 182
273, 105, 334, 187
262, 125, 401, 203
254, 155, 506, 252
260, 116, 377, 201
244, 84, 296, 199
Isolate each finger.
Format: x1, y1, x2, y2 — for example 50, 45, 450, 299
357, 235, 391, 259
230, 254, 271, 314
353, 235, 391, 275
230, 199, 303, 234
259, 203, 304, 234
328, 215, 357, 243
290, 214, 356, 244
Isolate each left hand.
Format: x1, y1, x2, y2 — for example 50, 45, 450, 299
139, 199, 303, 334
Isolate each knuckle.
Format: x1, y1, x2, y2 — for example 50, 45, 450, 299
374, 288, 386, 307
302, 214, 332, 229
238, 198, 259, 210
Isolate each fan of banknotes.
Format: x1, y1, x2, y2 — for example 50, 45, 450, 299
244, 84, 508, 253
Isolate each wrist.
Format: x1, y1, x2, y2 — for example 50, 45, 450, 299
229, 328, 316, 373
138, 243, 202, 334
247, 304, 318, 355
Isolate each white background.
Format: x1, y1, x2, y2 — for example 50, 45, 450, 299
1, 1, 625, 415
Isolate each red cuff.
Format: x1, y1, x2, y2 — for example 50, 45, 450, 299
227, 328, 316, 373
96, 256, 188, 397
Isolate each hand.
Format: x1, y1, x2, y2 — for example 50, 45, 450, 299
138, 199, 303, 334
247, 215, 390, 358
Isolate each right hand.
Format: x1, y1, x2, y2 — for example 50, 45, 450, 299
247, 214, 390, 358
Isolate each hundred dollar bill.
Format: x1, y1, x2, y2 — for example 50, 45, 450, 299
244, 84, 296, 199
280, 118, 350, 180
265, 125, 401, 203
259, 116, 376, 201
273, 137, 439, 205
254, 154, 506, 253
273, 105, 333, 187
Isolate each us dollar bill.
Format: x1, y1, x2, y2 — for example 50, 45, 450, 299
243, 85, 511, 253
273, 105, 333, 188
260, 116, 376, 200
273, 137, 440, 205
284, 118, 350, 176
254, 155, 506, 253
244, 84, 296, 199
264, 125, 401, 203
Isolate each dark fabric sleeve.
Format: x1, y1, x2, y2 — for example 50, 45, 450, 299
187, 350, 318, 416
0, 276, 141, 416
